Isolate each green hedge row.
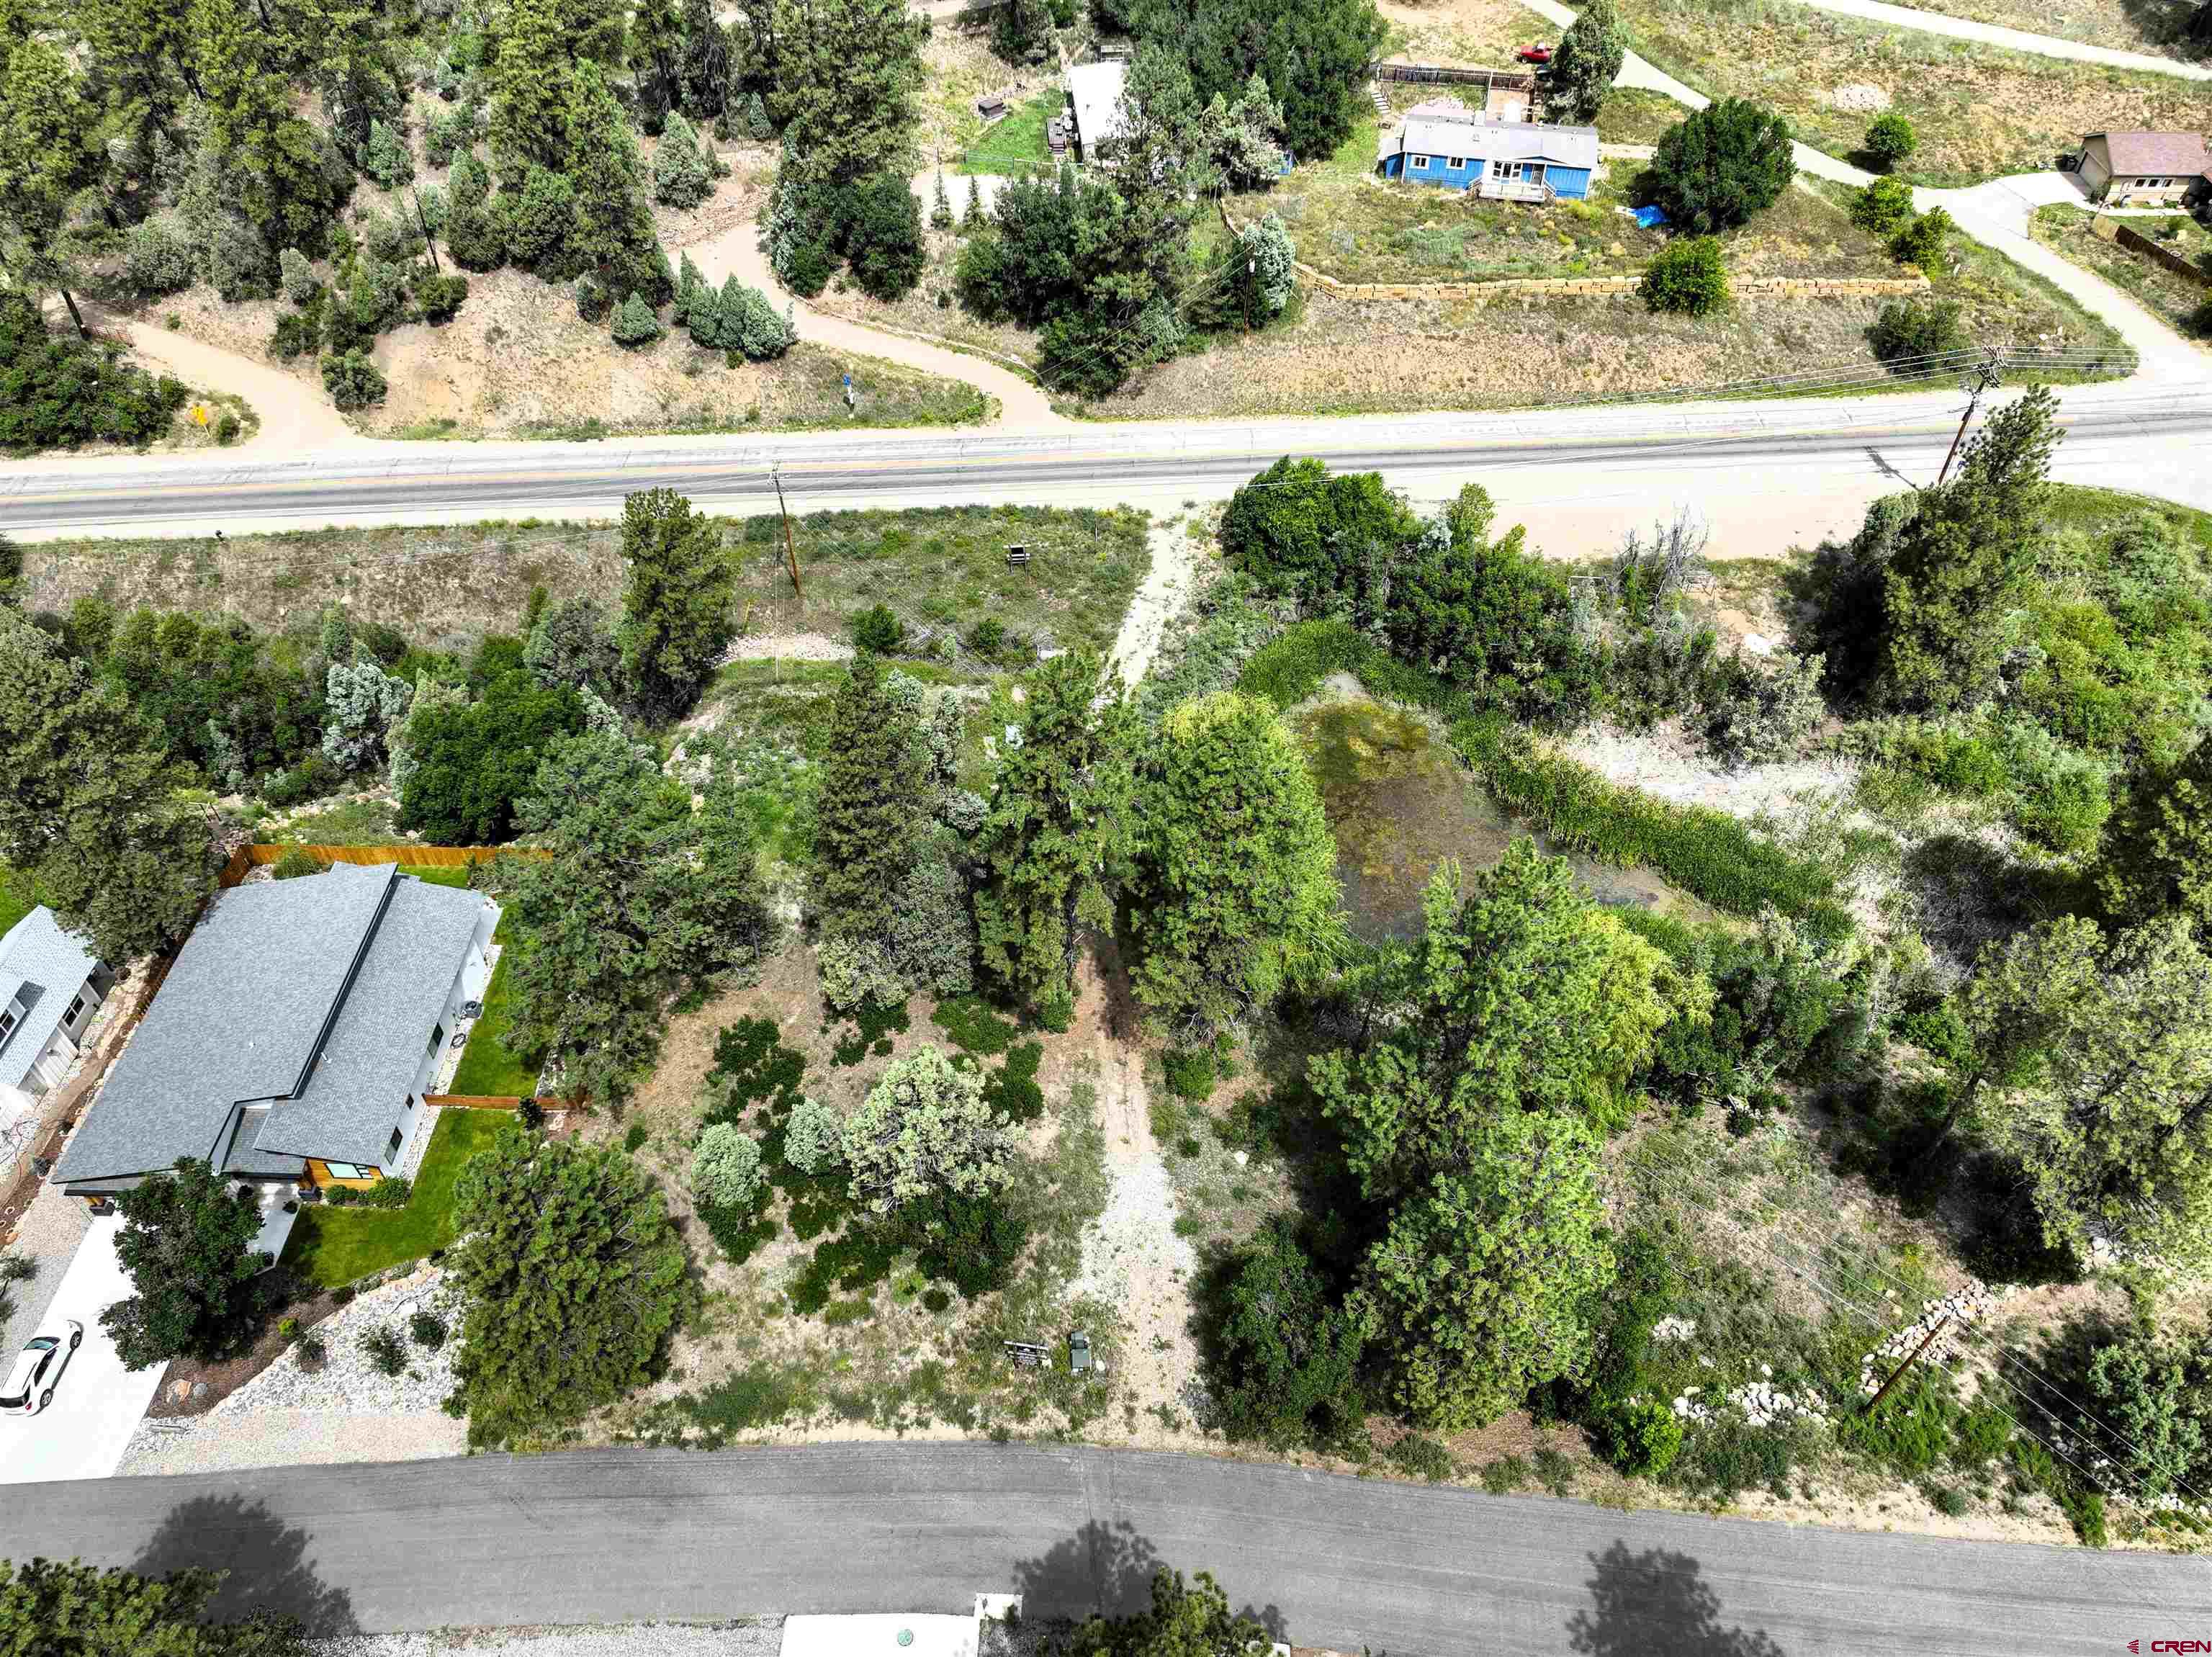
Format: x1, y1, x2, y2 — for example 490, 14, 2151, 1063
1451, 716, 1853, 937
1238, 620, 1466, 717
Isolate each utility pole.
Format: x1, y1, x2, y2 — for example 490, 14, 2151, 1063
770, 464, 804, 602
1863, 1316, 1950, 1415
1244, 257, 1255, 335
1935, 350, 2005, 488
413, 189, 441, 274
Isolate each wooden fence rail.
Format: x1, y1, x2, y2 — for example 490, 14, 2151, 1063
423, 1094, 527, 1110
2100, 216, 2212, 288
222, 843, 555, 886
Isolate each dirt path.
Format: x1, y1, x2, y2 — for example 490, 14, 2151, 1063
1110, 520, 1208, 688
77, 301, 361, 454
1069, 967, 1202, 1434
683, 223, 1066, 429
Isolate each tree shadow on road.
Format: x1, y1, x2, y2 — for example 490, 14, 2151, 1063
130, 1492, 358, 1638
1565, 1540, 1785, 1657
1012, 1518, 1285, 1638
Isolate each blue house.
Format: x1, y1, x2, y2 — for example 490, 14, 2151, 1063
1375, 102, 1599, 202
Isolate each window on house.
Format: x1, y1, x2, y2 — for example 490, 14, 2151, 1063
1447, 156, 1466, 169
323, 1162, 367, 1181
387, 1127, 405, 1159
0, 1010, 14, 1044
428, 1022, 445, 1057
66, 995, 86, 1026
1410, 154, 1429, 169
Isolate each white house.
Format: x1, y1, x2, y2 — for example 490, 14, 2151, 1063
1068, 60, 1128, 162
0, 907, 111, 1123
50, 861, 498, 1205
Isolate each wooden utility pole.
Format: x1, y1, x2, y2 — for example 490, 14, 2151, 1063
770, 464, 804, 601
1863, 1317, 1949, 1415
413, 189, 442, 274
1935, 351, 2006, 488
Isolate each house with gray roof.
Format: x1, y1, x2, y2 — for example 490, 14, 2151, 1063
1376, 107, 1599, 202
0, 907, 111, 1124
50, 861, 498, 1205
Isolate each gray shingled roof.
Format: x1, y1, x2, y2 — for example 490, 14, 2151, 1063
0, 908, 102, 1089
256, 876, 481, 1167
51, 863, 481, 1186
1379, 114, 1599, 171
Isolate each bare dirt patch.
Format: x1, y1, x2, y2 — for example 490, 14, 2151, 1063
1375, 0, 1563, 66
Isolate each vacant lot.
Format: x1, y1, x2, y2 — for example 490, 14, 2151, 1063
20, 506, 1146, 655
1376, 0, 1561, 66
1881, 0, 2211, 59
2029, 207, 2212, 349
1617, 0, 2212, 185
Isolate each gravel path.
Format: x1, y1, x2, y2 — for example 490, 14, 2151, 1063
312, 1625, 782, 1656
1561, 722, 1859, 822
1110, 522, 1204, 691
721, 633, 855, 663
118, 1407, 468, 1476
217, 1269, 459, 1415
1, 1180, 91, 1355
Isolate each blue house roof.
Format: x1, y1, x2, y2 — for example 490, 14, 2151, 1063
1377, 114, 1600, 173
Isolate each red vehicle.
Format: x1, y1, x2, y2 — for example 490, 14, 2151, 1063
1516, 42, 1553, 63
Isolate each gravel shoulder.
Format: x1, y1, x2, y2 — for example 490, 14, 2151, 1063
311, 1625, 782, 1657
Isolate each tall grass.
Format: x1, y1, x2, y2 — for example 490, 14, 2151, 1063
1452, 716, 1853, 937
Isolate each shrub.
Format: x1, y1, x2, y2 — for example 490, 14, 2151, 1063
1699, 648, 1823, 768
1639, 236, 1728, 315
575, 271, 612, 320
1869, 296, 1966, 368
931, 993, 1021, 1056
276, 1316, 300, 1342
982, 1040, 1045, 1123
849, 603, 906, 654
1865, 112, 1918, 171
0, 293, 189, 455
818, 935, 909, 1015
415, 271, 469, 323
297, 1334, 328, 1371
271, 846, 326, 881
693, 1122, 765, 1208
124, 220, 198, 297
1164, 1047, 1217, 1100
320, 349, 388, 410
611, 291, 665, 346
1480, 1455, 1529, 1494
783, 1096, 845, 1174
1593, 1396, 1684, 1476
358, 1175, 413, 1209
408, 1308, 449, 1350
1889, 206, 1953, 271
1851, 176, 1915, 237
1648, 98, 1795, 233
359, 119, 413, 188
1388, 1434, 1458, 1481
361, 1325, 408, 1376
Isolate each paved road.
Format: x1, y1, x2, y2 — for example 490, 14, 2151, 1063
6, 383, 2208, 562
2, 1444, 2203, 1653
1794, 0, 2212, 79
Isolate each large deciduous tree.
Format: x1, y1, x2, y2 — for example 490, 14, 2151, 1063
1963, 912, 2212, 1266
501, 728, 773, 1103
397, 670, 585, 844
1059, 1568, 1280, 1657
1316, 845, 1689, 1202
102, 1159, 275, 1370
615, 488, 734, 718
972, 648, 1138, 1028
1128, 691, 1343, 1041
446, 1124, 691, 1447
0, 608, 215, 963
1357, 1108, 1614, 1428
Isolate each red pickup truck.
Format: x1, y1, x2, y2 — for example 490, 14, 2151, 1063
1516, 42, 1553, 63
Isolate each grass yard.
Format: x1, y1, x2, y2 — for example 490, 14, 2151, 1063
449, 950, 540, 1097
1375, 0, 1565, 66
1614, 0, 2212, 186
730, 503, 1150, 654
1241, 141, 1897, 285
0, 866, 43, 936
1597, 87, 1690, 145
1877, 0, 2211, 59
280, 1107, 509, 1287
959, 91, 1061, 177
2028, 206, 2212, 349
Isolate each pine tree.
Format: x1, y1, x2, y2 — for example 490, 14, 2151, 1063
611, 289, 665, 344
973, 650, 1137, 1028
811, 655, 929, 945
930, 168, 953, 228
653, 109, 716, 206
629, 0, 685, 122
490, 0, 577, 170
677, 0, 732, 121
565, 63, 661, 283
0, 38, 107, 336
615, 488, 736, 717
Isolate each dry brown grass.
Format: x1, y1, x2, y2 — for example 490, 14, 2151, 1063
807, 222, 1040, 369
1618, 0, 2212, 187
921, 14, 1054, 164
1879, 0, 2210, 59
1375, 0, 1563, 66
2029, 206, 2212, 351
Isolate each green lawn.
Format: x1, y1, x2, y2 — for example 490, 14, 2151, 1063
0, 866, 42, 935
280, 1108, 510, 1288
449, 948, 540, 1097
959, 91, 1060, 177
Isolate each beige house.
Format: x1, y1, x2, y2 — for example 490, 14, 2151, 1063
2074, 130, 2211, 207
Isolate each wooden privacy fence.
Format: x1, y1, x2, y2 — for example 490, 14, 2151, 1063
221, 843, 555, 886
423, 1093, 526, 1110
1372, 61, 1538, 92
2095, 215, 2212, 289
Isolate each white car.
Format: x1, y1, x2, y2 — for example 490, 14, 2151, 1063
1, 1320, 84, 1416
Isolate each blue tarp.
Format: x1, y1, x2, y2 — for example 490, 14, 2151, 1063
1632, 204, 1671, 229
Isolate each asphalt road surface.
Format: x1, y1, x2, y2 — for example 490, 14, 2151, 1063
9, 384, 2212, 562
4, 1444, 2203, 1653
